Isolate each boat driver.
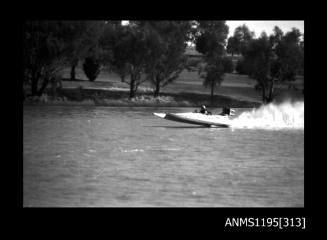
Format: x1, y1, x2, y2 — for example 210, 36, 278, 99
200, 105, 207, 114
200, 105, 212, 115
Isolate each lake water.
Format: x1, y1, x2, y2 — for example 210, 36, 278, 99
23, 105, 304, 207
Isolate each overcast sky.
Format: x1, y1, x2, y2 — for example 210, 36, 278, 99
226, 21, 304, 37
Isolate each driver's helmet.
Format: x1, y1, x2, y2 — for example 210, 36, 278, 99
201, 105, 206, 110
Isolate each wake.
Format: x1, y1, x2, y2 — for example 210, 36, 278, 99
231, 101, 304, 129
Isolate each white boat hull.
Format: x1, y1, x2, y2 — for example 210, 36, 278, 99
153, 112, 231, 127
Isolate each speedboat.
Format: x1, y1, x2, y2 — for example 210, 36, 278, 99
154, 108, 235, 128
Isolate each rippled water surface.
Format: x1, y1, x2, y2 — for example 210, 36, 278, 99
23, 106, 304, 207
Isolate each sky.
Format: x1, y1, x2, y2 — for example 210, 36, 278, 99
226, 21, 304, 38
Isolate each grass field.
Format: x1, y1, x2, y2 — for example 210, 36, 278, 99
24, 65, 304, 107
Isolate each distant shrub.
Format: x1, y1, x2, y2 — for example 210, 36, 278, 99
222, 57, 234, 73
236, 58, 251, 75
83, 57, 100, 82
25, 93, 49, 102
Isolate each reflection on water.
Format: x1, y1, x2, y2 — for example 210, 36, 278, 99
23, 106, 304, 207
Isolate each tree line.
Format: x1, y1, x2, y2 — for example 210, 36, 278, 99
23, 21, 304, 104
227, 24, 304, 103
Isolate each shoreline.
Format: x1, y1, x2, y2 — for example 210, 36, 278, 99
23, 100, 261, 108
23, 94, 262, 108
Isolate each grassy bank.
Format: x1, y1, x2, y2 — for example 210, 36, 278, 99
24, 89, 261, 108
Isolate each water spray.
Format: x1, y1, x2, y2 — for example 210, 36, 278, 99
231, 101, 304, 129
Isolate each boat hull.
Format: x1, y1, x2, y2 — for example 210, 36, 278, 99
154, 113, 231, 128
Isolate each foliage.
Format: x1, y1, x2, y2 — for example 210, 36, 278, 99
66, 21, 106, 80
98, 21, 122, 67
242, 33, 275, 103
236, 58, 251, 75
142, 21, 191, 97
102, 24, 150, 98
83, 56, 101, 81
100, 21, 192, 98
200, 58, 225, 87
196, 31, 223, 56
226, 24, 255, 57
299, 40, 304, 76
233, 24, 255, 55
272, 28, 303, 82
23, 20, 304, 104
221, 57, 234, 73
226, 36, 239, 56
240, 27, 304, 103
195, 21, 228, 57
194, 21, 229, 103
269, 26, 284, 46
23, 21, 77, 96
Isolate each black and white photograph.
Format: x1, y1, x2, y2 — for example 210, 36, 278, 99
23, 20, 304, 208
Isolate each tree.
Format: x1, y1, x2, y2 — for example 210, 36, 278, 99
233, 24, 255, 55
273, 28, 303, 81
199, 57, 225, 103
235, 57, 252, 75
23, 21, 76, 96
98, 22, 120, 71
299, 38, 304, 76
241, 28, 304, 103
226, 36, 239, 56
65, 21, 106, 80
107, 25, 150, 99
227, 24, 255, 59
66, 21, 88, 80
195, 21, 228, 57
194, 21, 229, 104
221, 56, 234, 73
83, 56, 100, 81
142, 21, 191, 97
269, 26, 284, 47
242, 33, 275, 103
